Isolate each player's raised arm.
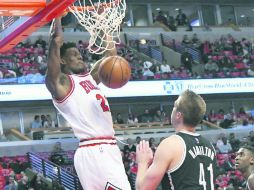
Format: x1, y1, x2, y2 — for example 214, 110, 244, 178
45, 17, 70, 99
136, 136, 183, 190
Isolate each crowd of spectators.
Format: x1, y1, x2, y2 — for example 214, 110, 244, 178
31, 114, 55, 129
25, 105, 254, 134
0, 149, 73, 189
30, 114, 55, 140
214, 131, 254, 189
178, 33, 254, 78
153, 9, 192, 32
153, 9, 253, 33
113, 108, 169, 125
0, 36, 47, 83
0, 155, 35, 190
120, 131, 254, 190
207, 107, 254, 129
1, 129, 254, 189
0, 32, 254, 83
112, 106, 254, 130
122, 131, 254, 190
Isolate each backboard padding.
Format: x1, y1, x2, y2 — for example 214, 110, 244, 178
0, 0, 76, 52
0, 0, 46, 16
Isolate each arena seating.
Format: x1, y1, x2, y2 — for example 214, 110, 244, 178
0, 31, 253, 84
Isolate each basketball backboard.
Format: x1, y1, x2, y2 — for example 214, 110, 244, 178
0, 0, 76, 52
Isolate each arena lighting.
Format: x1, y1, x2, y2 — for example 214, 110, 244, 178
175, 8, 179, 11
241, 15, 245, 18
140, 39, 147, 44
191, 19, 200, 26
156, 8, 160, 11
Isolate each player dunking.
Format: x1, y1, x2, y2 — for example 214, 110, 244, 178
136, 90, 218, 190
45, 17, 131, 190
235, 145, 254, 190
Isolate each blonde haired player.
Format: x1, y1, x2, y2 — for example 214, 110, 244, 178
136, 90, 218, 190
45, 16, 131, 190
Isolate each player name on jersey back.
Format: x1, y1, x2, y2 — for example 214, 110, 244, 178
188, 146, 215, 160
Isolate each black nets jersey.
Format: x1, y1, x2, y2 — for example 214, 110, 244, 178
167, 131, 218, 190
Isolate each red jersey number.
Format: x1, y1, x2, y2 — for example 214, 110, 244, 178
96, 94, 110, 112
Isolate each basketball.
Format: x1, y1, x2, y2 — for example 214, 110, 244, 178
98, 56, 131, 89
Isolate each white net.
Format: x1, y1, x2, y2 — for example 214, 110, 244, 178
69, 0, 126, 54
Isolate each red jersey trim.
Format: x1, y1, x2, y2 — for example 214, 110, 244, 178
80, 136, 115, 142
79, 142, 116, 148
74, 73, 90, 77
105, 182, 123, 190
54, 75, 75, 104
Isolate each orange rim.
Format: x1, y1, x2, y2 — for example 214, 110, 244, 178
67, 0, 120, 12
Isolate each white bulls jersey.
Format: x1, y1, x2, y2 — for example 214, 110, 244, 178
52, 74, 115, 140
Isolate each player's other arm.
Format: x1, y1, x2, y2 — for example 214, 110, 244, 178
136, 138, 176, 190
45, 17, 70, 99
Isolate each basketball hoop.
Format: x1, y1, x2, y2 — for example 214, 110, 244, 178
68, 0, 126, 54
